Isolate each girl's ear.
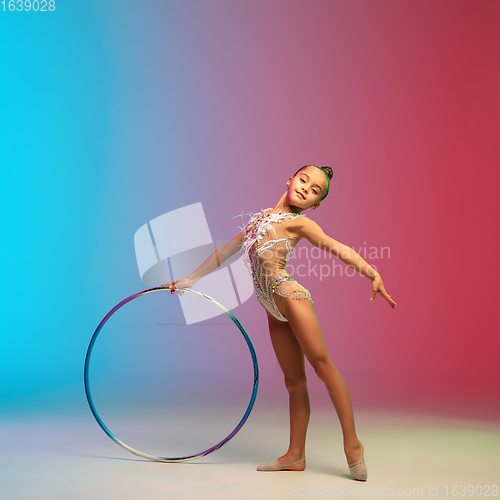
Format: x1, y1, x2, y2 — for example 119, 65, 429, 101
311, 203, 320, 210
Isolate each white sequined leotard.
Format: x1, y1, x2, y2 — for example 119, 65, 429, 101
236, 207, 314, 322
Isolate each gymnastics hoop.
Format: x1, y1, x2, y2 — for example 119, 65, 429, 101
84, 286, 259, 463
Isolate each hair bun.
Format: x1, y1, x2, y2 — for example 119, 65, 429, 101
321, 166, 334, 180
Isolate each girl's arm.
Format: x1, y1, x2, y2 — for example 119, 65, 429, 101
294, 218, 378, 280
292, 217, 397, 308
161, 232, 243, 295
187, 231, 243, 282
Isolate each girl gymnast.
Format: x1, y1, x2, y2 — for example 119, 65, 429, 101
161, 165, 397, 481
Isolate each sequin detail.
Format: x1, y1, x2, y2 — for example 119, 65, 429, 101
234, 207, 314, 322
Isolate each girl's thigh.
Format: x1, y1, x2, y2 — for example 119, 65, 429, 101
279, 295, 331, 366
265, 308, 306, 383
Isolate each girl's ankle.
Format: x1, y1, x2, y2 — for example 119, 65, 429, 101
343, 439, 361, 450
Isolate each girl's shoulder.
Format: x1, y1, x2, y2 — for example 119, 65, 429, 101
285, 213, 322, 240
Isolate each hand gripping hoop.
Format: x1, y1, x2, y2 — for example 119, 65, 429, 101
84, 286, 259, 462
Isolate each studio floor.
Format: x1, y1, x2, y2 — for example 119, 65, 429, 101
1, 399, 499, 500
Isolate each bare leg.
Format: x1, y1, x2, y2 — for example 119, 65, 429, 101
265, 308, 308, 470
280, 297, 363, 466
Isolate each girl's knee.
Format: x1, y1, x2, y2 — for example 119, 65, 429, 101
284, 375, 308, 393
311, 357, 337, 381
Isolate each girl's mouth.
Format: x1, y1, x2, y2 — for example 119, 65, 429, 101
296, 191, 305, 200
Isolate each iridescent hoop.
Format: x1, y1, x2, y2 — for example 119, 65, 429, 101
84, 286, 259, 462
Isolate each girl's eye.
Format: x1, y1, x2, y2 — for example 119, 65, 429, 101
300, 178, 305, 182
313, 190, 317, 194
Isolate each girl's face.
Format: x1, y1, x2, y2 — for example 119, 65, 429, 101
285, 166, 327, 211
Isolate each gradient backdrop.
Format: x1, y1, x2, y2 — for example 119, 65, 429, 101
1, 0, 499, 427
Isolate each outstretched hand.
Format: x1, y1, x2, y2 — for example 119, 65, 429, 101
370, 274, 397, 308
159, 277, 197, 296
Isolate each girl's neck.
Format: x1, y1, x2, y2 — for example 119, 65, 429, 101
269, 192, 301, 215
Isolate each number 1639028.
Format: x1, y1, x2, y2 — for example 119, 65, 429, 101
1, 0, 56, 12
